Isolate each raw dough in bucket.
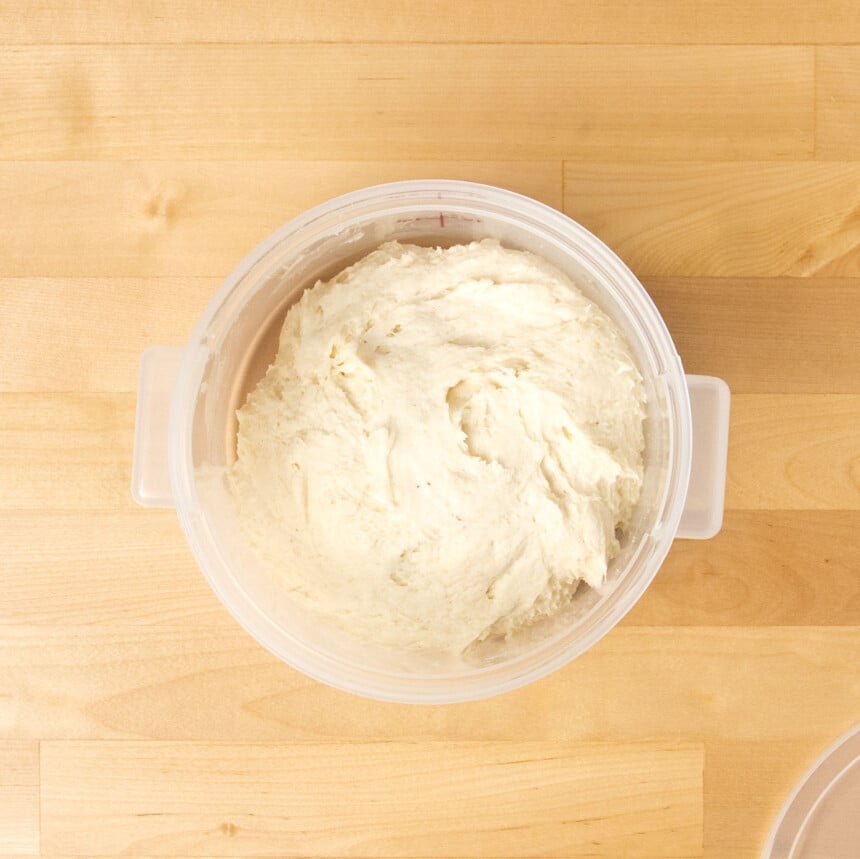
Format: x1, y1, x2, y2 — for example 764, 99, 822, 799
231, 239, 645, 652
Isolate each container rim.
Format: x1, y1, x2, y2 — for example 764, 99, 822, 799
167, 180, 692, 703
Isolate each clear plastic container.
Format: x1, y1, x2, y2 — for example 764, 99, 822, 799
132, 181, 730, 703
763, 725, 860, 859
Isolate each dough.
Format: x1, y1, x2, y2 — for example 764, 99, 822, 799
231, 240, 645, 652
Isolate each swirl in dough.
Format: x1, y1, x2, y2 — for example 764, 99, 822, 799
231, 240, 645, 652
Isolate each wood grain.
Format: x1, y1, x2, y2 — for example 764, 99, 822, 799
644, 278, 860, 394
2, 626, 856, 744
2, 393, 855, 512
0, 394, 134, 511
4, 276, 859, 395
0, 45, 813, 161
816, 47, 860, 159
0, 161, 561, 278
1, 511, 857, 630
727, 395, 860, 510
0, 511, 223, 627
1, 8, 858, 859
39, 741, 703, 857
2, 1, 859, 44
624, 511, 860, 627
0, 278, 216, 392
702, 738, 858, 858
563, 162, 860, 277
0, 742, 39, 855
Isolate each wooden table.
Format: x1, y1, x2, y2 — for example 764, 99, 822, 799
1, 4, 858, 857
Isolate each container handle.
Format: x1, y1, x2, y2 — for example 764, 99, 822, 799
131, 346, 184, 508
676, 375, 730, 539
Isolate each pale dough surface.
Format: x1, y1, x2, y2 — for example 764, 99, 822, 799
231, 240, 645, 652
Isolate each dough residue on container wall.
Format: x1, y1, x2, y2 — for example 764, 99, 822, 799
230, 239, 646, 653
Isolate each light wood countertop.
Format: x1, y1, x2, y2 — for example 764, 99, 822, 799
1, 3, 858, 857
